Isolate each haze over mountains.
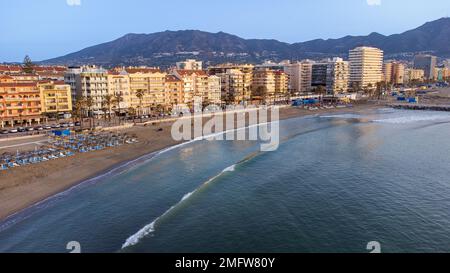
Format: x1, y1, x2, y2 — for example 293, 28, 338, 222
43, 17, 450, 67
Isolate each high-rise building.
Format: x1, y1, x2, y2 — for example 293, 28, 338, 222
165, 75, 184, 107
349, 46, 384, 90
127, 68, 167, 113
383, 61, 405, 85
326, 58, 349, 95
252, 68, 288, 104
311, 63, 328, 88
209, 64, 254, 104
207, 76, 222, 105
64, 66, 82, 102
107, 70, 131, 111
413, 54, 437, 80
176, 59, 203, 71
283, 61, 313, 94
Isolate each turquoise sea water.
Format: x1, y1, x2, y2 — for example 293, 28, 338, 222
1, 108, 450, 253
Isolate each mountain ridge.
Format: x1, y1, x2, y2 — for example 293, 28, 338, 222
43, 17, 450, 67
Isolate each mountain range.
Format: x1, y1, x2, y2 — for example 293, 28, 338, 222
43, 17, 450, 67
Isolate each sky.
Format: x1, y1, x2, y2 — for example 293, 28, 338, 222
1, 0, 450, 62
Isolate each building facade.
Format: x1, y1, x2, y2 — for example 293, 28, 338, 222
283, 61, 313, 94
38, 81, 72, 115
349, 46, 384, 90
413, 54, 437, 80
0, 82, 41, 127
326, 58, 349, 95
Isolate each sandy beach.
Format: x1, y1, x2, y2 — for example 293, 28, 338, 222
0, 103, 382, 221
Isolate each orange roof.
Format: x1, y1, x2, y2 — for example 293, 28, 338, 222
165, 75, 182, 82
0, 82, 37, 87
175, 69, 208, 77
125, 67, 161, 74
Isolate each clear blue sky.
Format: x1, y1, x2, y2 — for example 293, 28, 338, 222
1, 0, 449, 62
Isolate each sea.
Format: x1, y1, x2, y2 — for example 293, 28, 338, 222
1, 107, 450, 253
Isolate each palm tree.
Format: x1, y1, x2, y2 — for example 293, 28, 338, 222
85, 96, 94, 129
135, 89, 145, 122
73, 96, 87, 127
102, 94, 114, 122
113, 92, 124, 125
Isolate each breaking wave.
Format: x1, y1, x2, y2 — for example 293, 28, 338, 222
121, 163, 237, 249
373, 114, 450, 124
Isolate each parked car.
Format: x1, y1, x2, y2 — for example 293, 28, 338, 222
1, 129, 9, 134
51, 124, 60, 128
43, 125, 52, 130
17, 127, 26, 132
34, 126, 44, 131
26, 127, 34, 131
74, 122, 81, 126
60, 123, 69, 128
9, 129, 18, 133
68, 122, 75, 127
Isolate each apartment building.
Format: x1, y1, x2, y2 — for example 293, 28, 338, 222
209, 64, 254, 104
312, 63, 328, 88
0, 82, 41, 127
252, 68, 288, 104
349, 46, 384, 90
176, 59, 203, 71
127, 68, 167, 113
207, 75, 222, 105
326, 58, 349, 95
283, 61, 313, 93
165, 75, 184, 108
107, 70, 131, 111
383, 61, 405, 85
38, 81, 72, 115
413, 54, 437, 80
404, 69, 425, 83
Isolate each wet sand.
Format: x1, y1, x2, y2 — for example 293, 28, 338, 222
0, 103, 382, 221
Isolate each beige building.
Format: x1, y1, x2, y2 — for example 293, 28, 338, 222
172, 70, 219, 107
283, 61, 313, 94
404, 69, 425, 83
207, 75, 222, 105
165, 75, 184, 108
326, 58, 349, 95
252, 68, 288, 104
107, 71, 131, 111
209, 64, 254, 104
176, 59, 203, 70
0, 82, 41, 127
383, 61, 405, 85
127, 68, 167, 114
38, 81, 72, 115
349, 46, 384, 90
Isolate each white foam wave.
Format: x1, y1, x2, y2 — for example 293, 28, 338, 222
121, 163, 237, 249
223, 164, 236, 172
373, 114, 450, 124
320, 114, 363, 119
121, 190, 194, 248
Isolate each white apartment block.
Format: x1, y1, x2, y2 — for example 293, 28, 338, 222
326, 58, 349, 95
283, 61, 313, 93
349, 46, 384, 89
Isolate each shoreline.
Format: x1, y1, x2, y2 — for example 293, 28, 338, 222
0, 103, 383, 222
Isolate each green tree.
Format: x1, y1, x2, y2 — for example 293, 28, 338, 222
73, 95, 87, 127
101, 94, 114, 122
23, 55, 34, 74
135, 89, 145, 122
85, 96, 94, 129
113, 92, 124, 124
